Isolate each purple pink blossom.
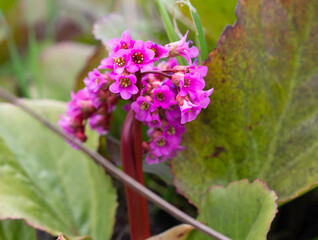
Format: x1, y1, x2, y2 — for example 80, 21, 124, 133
179, 100, 202, 124
178, 72, 205, 99
131, 96, 156, 121
166, 30, 199, 64
145, 41, 169, 61
59, 29, 213, 164
126, 40, 155, 73
152, 85, 175, 109
107, 30, 135, 55
109, 74, 138, 100
84, 69, 108, 93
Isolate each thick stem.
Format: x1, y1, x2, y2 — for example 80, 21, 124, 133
141, 70, 172, 78
121, 70, 150, 240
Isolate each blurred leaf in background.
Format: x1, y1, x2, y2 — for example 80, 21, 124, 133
30, 42, 94, 100
0, 220, 37, 240
0, 100, 117, 239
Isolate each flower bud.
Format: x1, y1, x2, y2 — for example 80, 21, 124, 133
172, 65, 188, 73
171, 72, 184, 86
142, 141, 149, 152
176, 94, 187, 106
152, 130, 162, 139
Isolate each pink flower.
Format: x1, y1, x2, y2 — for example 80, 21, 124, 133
98, 57, 114, 70
109, 74, 138, 100
58, 115, 87, 149
89, 113, 109, 135
84, 69, 107, 93
179, 100, 202, 124
126, 40, 155, 73
145, 41, 169, 61
112, 49, 130, 74
66, 88, 95, 118
172, 62, 208, 78
147, 113, 161, 128
164, 145, 185, 159
164, 105, 181, 122
163, 121, 186, 144
145, 152, 160, 165
192, 88, 214, 108
90, 88, 107, 109
131, 96, 156, 121
58, 115, 77, 135
150, 136, 172, 156
179, 72, 205, 99
157, 58, 179, 70
153, 85, 175, 109
107, 30, 135, 55
187, 61, 208, 77
166, 30, 199, 64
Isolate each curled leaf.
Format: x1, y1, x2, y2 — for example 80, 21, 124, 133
147, 224, 194, 240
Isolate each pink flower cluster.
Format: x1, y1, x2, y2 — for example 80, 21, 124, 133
59, 30, 213, 164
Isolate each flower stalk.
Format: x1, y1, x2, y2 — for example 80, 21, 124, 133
121, 70, 150, 239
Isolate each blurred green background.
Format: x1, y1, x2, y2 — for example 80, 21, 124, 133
0, 0, 237, 102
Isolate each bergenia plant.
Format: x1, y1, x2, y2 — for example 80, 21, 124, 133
58, 29, 213, 239
59, 30, 213, 163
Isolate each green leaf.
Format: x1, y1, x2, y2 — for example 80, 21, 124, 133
188, 180, 277, 240
188, 4, 208, 62
174, 0, 208, 62
0, 100, 117, 239
156, 0, 188, 65
0, 220, 37, 240
196, 0, 237, 46
157, 0, 179, 43
176, 0, 237, 51
31, 43, 95, 101
172, 0, 318, 205
0, 75, 18, 99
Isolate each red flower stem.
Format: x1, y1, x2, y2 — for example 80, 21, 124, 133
161, 69, 173, 72
141, 70, 172, 78
121, 70, 150, 240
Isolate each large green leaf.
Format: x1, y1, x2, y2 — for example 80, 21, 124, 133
0, 100, 117, 239
172, 0, 318, 205
0, 220, 36, 240
188, 180, 277, 240
31, 43, 94, 101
